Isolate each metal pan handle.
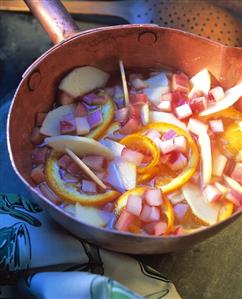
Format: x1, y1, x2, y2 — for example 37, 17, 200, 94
24, 0, 79, 44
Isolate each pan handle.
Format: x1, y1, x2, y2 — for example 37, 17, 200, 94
24, 0, 79, 44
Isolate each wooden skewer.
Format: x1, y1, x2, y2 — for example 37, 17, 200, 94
65, 147, 107, 190
119, 60, 129, 107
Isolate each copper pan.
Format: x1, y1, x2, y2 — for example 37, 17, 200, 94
7, 0, 242, 254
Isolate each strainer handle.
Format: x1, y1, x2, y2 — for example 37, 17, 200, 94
24, 0, 79, 44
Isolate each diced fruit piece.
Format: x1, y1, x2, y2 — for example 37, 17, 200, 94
189, 96, 207, 113
126, 195, 143, 216
168, 191, 185, 205
212, 151, 227, 177
30, 127, 44, 145
198, 131, 212, 185
157, 100, 171, 112
208, 86, 224, 102
58, 154, 72, 169
101, 139, 125, 157
182, 183, 220, 225
231, 163, 242, 184
59, 113, 76, 135
32, 147, 49, 166
121, 148, 144, 166
158, 139, 176, 154
129, 93, 148, 105
119, 118, 141, 135
190, 69, 211, 95
75, 117, 90, 135
131, 78, 148, 90
143, 221, 167, 236
57, 90, 75, 105
144, 87, 169, 105
214, 182, 229, 195
234, 97, 242, 112
87, 108, 103, 129
162, 129, 176, 140
38, 181, 61, 205
200, 82, 242, 116
167, 152, 188, 171
75, 203, 108, 227
140, 103, 149, 125
173, 203, 190, 223
67, 162, 82, 177
40, 104, 75, 136
140, 205, 160, 223
145, 72, 169, 88
83, 93, 107, 105
172, 73, 189, 93
81, 180, 97, 193
59, 66, 110, 98
74, 102, 87, 117
31, 165, 45, 184
187, 118, 208, 135
161, 92, 173, 101
115, 210, 138, 232
174, 135, 187, 154
175, 104, 192, 119
144, 189, 163, 206
115, 107, 129, 123
209, 120, 224, 133
224, 175, 242, 195
226, 189, 242, 207
36, 112, 47, 127
203, 185, 223, 203
144, 129, 161, 141
82, 155, 105, 171
45, 135, 113, 159
149, 111, 189, 132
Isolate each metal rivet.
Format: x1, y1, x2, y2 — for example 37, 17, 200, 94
27, 70, 41, 91
138, 31, 158, 43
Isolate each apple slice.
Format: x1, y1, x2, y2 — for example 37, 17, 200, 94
182, 183, 220, 225
190, 68, 211, 95
198, 131, 212, 185
40, 104, 75, 136
149, 111, 188, 132
45, 135, 113, 160
75, 203, 108, 227
200, 82, 242, 116
59, 66, 110, 98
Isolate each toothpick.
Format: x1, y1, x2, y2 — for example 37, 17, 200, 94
65, 147, 107, 190
119, 60, 129, 107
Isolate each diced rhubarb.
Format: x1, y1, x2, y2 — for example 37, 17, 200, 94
187, 118, 208, 135
140, 205, 160, 223
57, 90, 75, 105
144, 129, 161, 141
231, 163, 242, 185
38, 182, 62, 205
157, 100, 171, 112
208, 86, 224, 102
203, 185, 223, 203
157, 139, 176, 154
143, 221, 167, 236
67, 162, 81, 177
31, 165, 45, 184
60, 113, 76, 134
82, 155, 105, 171
75, 117, 90, 135
226, 189, 242, 207
36, 112, 47, 127
144, 189, 163, 206
209, 120, 224, 133
167, 152, 187, 171
121, 148, 144, 166
175, 104, 192, 119
129, 93, 148, 105
74, 102, 87, 117
162, 129, 177, 141
119, 118, 141, 135
224, 159, 236, 176
131, 78, 148, 90
212, 152, 227, 177
171, 73, 190, 93
87, 108, 103, 129
126, 195, 143, 216
32, 147, 49, 166
115, 107, 129, 123
81, 180, 97, 193
174, 135, 187, 154
30, 127, 44, 145
189, 96, 207, 113
58, 154, 72, 169
173, 203, 190, 223
115, 210, 138, 232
